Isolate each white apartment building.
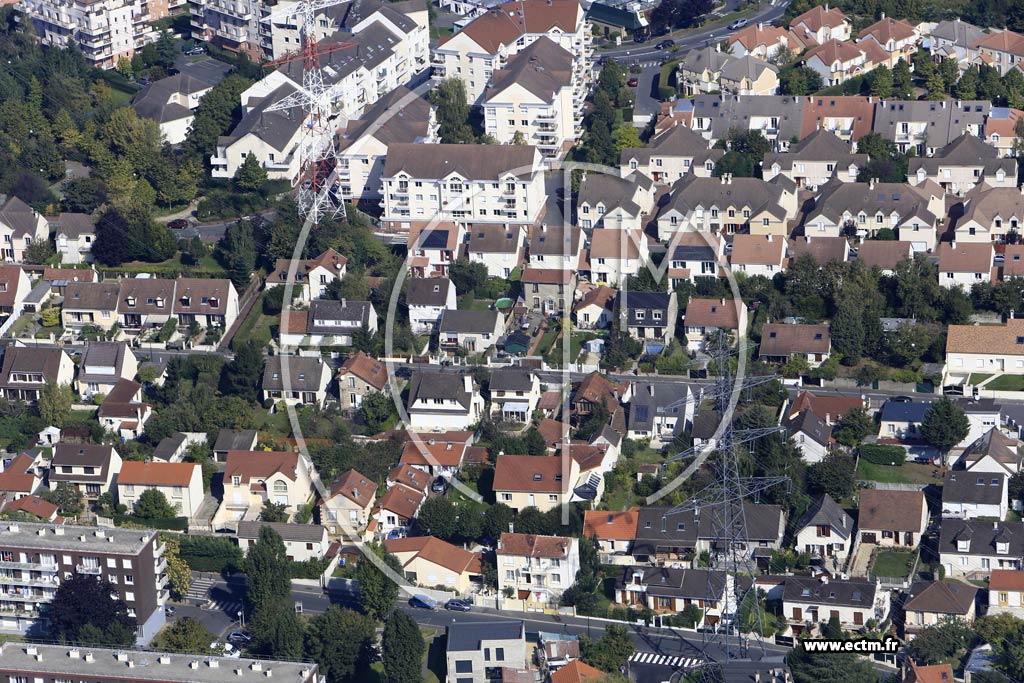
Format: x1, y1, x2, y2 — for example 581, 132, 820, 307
20, 0, 162, 70
496, 532, 580, 609
482, 37, 582, 157
188, 0, 260, 58
337, 87, 437, 203
431, 0, 591, 105
211, 3, 429, 181
379, 143, 545, 235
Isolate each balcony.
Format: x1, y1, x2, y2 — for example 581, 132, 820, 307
76, 565, 101, 575
157, 574, 169, 590
157, 589, 169, 605
0, 560, 56, 571
155, 557, 168, 575
0, 575, 59, 588
154, 541, 166, 559
536, 111, 557, 120
0, 592, 48, 603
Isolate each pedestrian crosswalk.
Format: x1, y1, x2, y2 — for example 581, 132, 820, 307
187, 575, 216, 602
628, 652, 703, 669
208, 596, 244, 617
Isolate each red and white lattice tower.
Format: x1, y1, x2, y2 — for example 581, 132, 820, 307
264, 0, 352, 224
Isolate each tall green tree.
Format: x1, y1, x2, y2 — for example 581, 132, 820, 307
305, 607, 377, 683
134, 489, 177, 518
787, 644, 876, 683
892, 58, 913, 98
416, 496, 458, 539
430, 78, 475, 144
40, 482, 83, 517
354, 542, 403, 619
39, 382, 72, 427
49, 574, 136, 646
921, 398, 970, 465
830, 301, 864, 364
867, 65, 893, 98
92, 207, 133, 266
382, 610, 424, 683
252, 597, 305, 659
359, 391, 397, 434
219, 219, 257, 289
185, 74, 253, 161
152, 617, 216, 653
582, 624, 635, 672
806, 453, 856, 500
219, 340, 263, 402
235, 152, 268, 192
244, 525, 290, 614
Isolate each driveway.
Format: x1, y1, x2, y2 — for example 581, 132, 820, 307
850, 542, 876, 578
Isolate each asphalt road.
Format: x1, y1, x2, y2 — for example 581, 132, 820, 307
598, 0, 792, 65
184, 574, 786, 667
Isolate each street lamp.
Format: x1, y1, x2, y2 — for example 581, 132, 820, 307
238, 610, 244, 629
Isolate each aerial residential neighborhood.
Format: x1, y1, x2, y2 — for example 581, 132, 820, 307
7, 0, 1024, 681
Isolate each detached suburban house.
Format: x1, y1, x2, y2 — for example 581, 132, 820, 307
214, 450, 316, 528
782, 576, 889, 631
621, 291, 678, 349
76, 342, 138, 401
682, 298, 746, 351
945, 317, 1024, 384
98, 379, 152, 440
116, 461, 204, 520
280, 299, 379, 348
48, 444, 122, 501
496, 532, 580, 609
321, 468, 376, 534
942, 470, 1008, 520
385, 535, 483, 594
237, 521, 331, 562
758, 323, 831, 368
903, 580, 977, 638
336, 351, 388, 411
493, 454, 574, 512
405, 371, 485, 430
407, 278, 456, 334
939, 519, 1024, 578
438, 309, 504, 354
988, 569, 1024, 616
616, 567, 740, 626
0, 347, 75, 403
857, 488, 928, 548
938, 242, 994, 290
584, 508, 639, 561
261, 355, 333, 407
489, 368, 541, 423
794, 494, 854, 567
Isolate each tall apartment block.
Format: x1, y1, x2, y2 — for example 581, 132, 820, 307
0, 522, 168, 643
18, 0, 168, 70
0, 642, 324, 683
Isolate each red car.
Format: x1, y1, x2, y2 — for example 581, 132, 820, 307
168, 219, 189, 230
627, 77, 639, 87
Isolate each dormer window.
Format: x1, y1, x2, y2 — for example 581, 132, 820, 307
957, 539, 970, 552
155, 297, 165, 307
181, 296, 191, 307
998, 541, 1010, 554
126, 296, 136, 307
209, 297, 218, 308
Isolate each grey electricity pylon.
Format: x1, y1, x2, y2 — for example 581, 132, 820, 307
662, 335, 789, 683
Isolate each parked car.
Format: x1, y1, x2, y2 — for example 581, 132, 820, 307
657, 39, 675, 49
228, 630, 252, 645
891, 396, 913, 403
164, 605, 176, 617
168, 218, 190, 230
185, 46, 206, 55
627, 77, 639, 87
728, 18, 748, 29
431, 476, 448, 493
137, 77, 151, 86
409, 594, 438, 610
445, 599, 472, 612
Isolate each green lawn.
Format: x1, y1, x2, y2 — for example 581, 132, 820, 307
985, 374, 1024, 391
968, 373, 994, 384
856, 460, 942, 485
231, 293, 279, 349
872, 550, 915, 579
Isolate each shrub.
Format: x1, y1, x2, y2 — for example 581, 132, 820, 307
858, 444, 906, 466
